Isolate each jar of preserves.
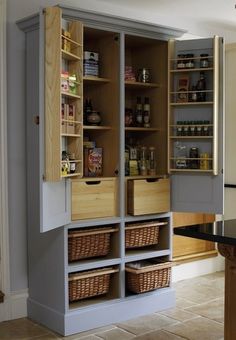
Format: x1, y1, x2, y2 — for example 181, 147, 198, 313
148, 147, 156, 175
137, 68, 151, 83
185, 54, 195, 68
200, 54, 209, 68
177, 54, 185, 69
189, 147, 199, 169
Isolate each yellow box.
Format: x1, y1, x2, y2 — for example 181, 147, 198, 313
71, 178, 117, 220
127, 178, 170, 215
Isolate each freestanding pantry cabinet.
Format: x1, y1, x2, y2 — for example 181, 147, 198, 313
17, 6, 224, 336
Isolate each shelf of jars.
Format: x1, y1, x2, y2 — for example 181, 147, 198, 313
170, 67, 213, 73
169, 155, 213, 172
169, 54, 213, 70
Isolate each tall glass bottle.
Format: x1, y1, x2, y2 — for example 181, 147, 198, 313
135, 96, 143, 127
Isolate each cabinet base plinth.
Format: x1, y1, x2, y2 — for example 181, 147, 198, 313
28, 288, 175, 336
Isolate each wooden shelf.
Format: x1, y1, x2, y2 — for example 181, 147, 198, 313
61, 119, 82, 124
170, 136, 213, 139
170, 56, 213, 62
125, 127, 159, 132
170, 90, 213, 94
170, 67, 213, 73
83, 125, 112, 130
61, 49, 81, 61
170, 169, 213, 173
61, 160, 82, 163
62, 172, 81, 178
170, 124, 213, 127
170, 101, 213, 106
83, 76, 110, 84
61, 91, 81, 99
125, 175, 166, 180
125, 80, 160, 88
61, 34, 82, 47
61, 133, 81, 137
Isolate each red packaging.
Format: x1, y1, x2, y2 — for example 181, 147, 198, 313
84, 148, 103, 177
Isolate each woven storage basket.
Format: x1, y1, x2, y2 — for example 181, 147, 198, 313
125, 261, 172, 293
125, 221, 167, 249
68, 227, 117, 262
69, 267, 118, 302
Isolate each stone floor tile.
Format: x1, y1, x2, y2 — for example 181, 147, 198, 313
158, 307, 199, 321
163, 316, 224, 340
185, 297, 224, 323
175, 297, 198, 309
29, 334, 61, 339
116, 314, 179, 336
65, 325, 116, 339
0, 318, 49, 339
96, 327, 134, 339
135, 329, 186, 339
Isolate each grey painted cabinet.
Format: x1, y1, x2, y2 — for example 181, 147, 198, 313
18, 5, 224, 336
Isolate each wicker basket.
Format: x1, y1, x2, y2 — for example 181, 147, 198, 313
125, 261, 172, 293
68, 227, 117, 262
69, 267, 118, 302
125, 221, 167, 249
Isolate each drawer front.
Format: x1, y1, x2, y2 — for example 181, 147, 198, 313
128, 178, 170, 215
72, 178, 117, 220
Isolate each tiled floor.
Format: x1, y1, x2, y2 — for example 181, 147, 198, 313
0, 271, 224, 339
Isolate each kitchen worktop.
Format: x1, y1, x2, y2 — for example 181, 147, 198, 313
174, 219, 236, 246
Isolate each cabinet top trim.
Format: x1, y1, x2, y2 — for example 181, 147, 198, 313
17, 5, 186, 39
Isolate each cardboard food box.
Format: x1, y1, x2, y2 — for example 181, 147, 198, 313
61, 103, 66, 133
84, 148, 103, 177
67, 104, 75, 134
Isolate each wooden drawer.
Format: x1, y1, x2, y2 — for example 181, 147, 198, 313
127, 178, 170, 215
71, 178, 117, 220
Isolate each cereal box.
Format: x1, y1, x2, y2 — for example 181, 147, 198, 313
84, 148, 103, 177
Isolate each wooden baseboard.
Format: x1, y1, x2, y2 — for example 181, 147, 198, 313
173, 250, 218, 264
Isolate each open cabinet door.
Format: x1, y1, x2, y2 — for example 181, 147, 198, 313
39, 7, 70, 232
168, 37, 224, 214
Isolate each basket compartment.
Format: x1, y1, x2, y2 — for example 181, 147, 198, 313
125, 260, 172, 294
125, 221, 167, 249
69, 267, 118, 302
68, 227, 117, 262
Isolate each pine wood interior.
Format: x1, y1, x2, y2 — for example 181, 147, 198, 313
125, 35, 168, 175
83, 27, 120, 177
61, 20, 83, 177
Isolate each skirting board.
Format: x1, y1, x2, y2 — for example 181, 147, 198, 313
28, 288, 175, 336
172, 254, 225, 282
0, 289, 28, 322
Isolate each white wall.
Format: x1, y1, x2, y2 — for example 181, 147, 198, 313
7, 0, 230, 293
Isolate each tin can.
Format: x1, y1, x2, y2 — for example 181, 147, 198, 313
200, 153, 210, 170
138, 68, 151, 83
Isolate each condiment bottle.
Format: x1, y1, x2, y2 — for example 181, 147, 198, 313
135, 96, 143, 126
143, 97, 151, 128
148, 146, 156, 175
197, 72, 206, 102
140, 146, 147, 176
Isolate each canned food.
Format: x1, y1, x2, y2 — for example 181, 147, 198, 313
137, 68, 151, 83
200, 153, 210, 170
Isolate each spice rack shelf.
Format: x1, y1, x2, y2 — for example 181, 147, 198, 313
170, 136, 213, 139
170, 169, 213, 173
61, 49, 81, 61
170, 55, 214, 62
170, 67, 213, 73
61, 91, 81, 99
62, 172, 82, 178
83, 125, 112, 130
61, 133, 81, 137
170, 102, 214, 106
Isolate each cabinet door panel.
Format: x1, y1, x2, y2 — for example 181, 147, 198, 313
169, 37, 224, 214
39, 9, 71, 232
41, 181, 71, 232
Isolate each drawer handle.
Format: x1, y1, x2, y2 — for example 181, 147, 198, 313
85, 181, 101, 185
146, 178, 160, 183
